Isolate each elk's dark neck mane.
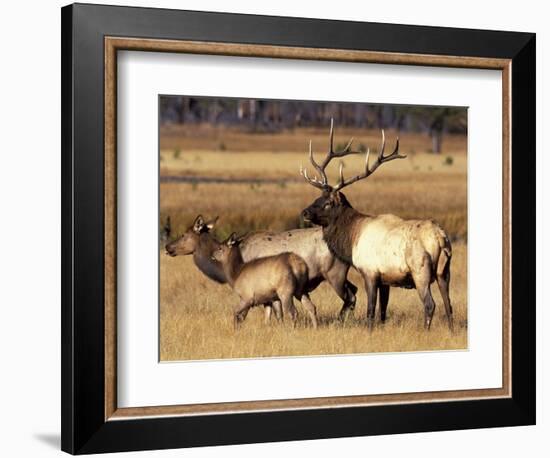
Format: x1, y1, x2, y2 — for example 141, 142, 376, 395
221, 247, 245, 287
322, 205, 364, 265
193, 233, 227, 284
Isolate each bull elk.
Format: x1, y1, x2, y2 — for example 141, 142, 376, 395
300, 120, 453, 330
165, 215, 359, 323
212, 233, 318, 329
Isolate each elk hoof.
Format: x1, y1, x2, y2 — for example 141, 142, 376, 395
338, 309, 352, 323
448, 318, 455, 332
233, 316, 244, 330
367, 319, 374, 332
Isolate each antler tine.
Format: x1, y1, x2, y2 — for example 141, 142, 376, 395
334, 130, 406, 191
300, 162, 326, 190
334, 147, 371, 191
301, 118, 369, 191
312, 118, 361, 181
392, 138, 406, 158
368, 131, 406, 175
342, 137, 355, 153
337, 161, 344, 188
308, 139, 328, 185
378, 129, 386, 160
329, 118, 334, 153
319, 118, 360, 167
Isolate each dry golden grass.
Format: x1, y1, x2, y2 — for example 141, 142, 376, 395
160, 124, 466, 155
160, 148, 465, 180
159, 128, 467, 361
160, 152, 467, 240
160, 242, 467, 361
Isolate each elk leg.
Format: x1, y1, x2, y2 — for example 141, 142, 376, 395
263, 303, 272, 324
300, 294, 318, 329
340, 280, 358, 320
238, 308, 250, 322
279, 292, 297, 326
411, 254, 437, 329
436, 268, 454, 331
233, 299, 253, 330
378, 284, 390, 323
362, 273, 378, 331
414, 279, 436, 330
271, 300, 283, 322
422, 286, 436, 330
324, 268, 357, 321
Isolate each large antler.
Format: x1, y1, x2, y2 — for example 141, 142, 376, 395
334, 129, 406, 191
300, 118, 406, 191
300, 118, 360, 190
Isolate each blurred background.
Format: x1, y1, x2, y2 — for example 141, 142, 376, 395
159, 95, 467, 242
160, 96, 466, 153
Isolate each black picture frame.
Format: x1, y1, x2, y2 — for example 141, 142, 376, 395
61, 3, 536, 454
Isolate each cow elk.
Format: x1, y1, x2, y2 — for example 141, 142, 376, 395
212, 233, 318, 329
300, 120, 454, 331
165, 215, 226, 283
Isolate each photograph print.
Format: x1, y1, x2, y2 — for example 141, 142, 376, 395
160, 95, 467, 361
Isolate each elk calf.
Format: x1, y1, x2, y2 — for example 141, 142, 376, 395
212, 233, 318, 329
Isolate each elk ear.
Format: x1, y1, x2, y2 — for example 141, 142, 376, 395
235, 233, 247, 244
205, 216, 219, 231
226, 232, 238, 247
331, 191, 342, 204
193, 215, 205, 233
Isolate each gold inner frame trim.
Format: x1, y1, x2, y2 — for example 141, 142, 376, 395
104, 36, 512, 421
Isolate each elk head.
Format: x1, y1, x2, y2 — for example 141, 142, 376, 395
211, 232, 239, 264
300, 119, 406, 227
165, 214, 218, 256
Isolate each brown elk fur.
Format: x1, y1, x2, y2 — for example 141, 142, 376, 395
213, 233, 318, 329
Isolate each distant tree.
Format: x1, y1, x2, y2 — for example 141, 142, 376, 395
158, 96, 467, 146
394, 106, 466, 154
429, 108, 446, 154
428, 107, 466, 154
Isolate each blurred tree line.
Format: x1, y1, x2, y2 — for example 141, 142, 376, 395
160, 96, 466, 154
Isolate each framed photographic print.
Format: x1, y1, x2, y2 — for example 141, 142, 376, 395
61, 3, 536, 454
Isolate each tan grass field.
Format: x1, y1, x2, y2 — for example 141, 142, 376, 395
159, 127, 468, 361
160, 243, 467, 361
160, 124, 467, 156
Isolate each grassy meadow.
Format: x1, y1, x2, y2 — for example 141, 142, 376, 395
159, 125, 468, 361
